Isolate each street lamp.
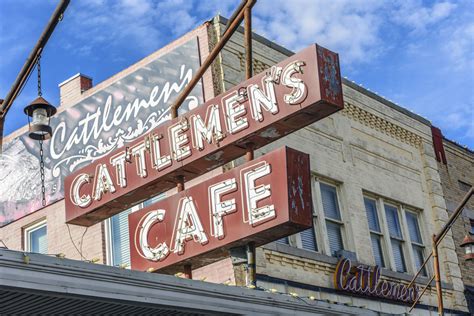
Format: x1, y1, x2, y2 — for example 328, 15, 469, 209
460, 234, 474, 261
23, 55, 57, 207
24, 96, 56, 140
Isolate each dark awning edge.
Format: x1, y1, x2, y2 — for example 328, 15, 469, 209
0, 249, 374, 316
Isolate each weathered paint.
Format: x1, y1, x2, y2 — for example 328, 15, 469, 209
128, 146, 312, 273
64, 44, 343, 226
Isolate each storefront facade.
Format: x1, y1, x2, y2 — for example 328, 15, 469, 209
0, 15, 470, 315
434, 134, 474, 313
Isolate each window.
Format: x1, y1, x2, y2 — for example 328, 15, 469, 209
108, 207, 134, 267
384, 204, 406, 273
363, 194, 428, 275
470, 219, 474, 235
292, 179, 345, 256
320, 183, 344, 255
300, 225, 318, 251
364, 198, 385, 267
24, 220, 47, 254
406, 211, 427, 276
107, 194, 165, 267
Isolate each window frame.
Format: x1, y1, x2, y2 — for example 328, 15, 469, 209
297, 177, 346, 257
403, 208, 427, 276
105, 194, 166, 267
363, 196, 387, 268
363, 193, 429, 275
105, 203, 143, 267
24, 219, 47, 254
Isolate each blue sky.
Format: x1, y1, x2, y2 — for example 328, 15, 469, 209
1, 0, 473, 147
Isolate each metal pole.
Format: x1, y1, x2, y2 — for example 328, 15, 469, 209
408, 274, 435, 313
0, 0, 70, 154
244, 2, 253, 80
243, 0, 256, 289
432, 235, 444, 315
0, 0, 70, 118
406, 188, 473, 291
246, 242, 256, 287
434, 187, 473, 245
170, 0, 256, 119
183, 264, 192, 279
0, 111, 4, 153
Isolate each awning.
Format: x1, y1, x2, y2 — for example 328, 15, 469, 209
0, 249, 375, 315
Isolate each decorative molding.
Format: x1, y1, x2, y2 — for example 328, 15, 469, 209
237, 52, 272, 76
341, 102, 423, 148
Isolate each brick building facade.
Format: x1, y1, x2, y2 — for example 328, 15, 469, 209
436, 137, 474, 313
1, 15, 471, 315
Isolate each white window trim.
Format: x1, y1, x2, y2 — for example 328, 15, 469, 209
313, 177, 347, 256
400, 205, 415, 274
364, 196, 387, 268
105, 203, 142, 267
24, 219, 47, 253
365, 194, 428, 275
403, 208, 428, 276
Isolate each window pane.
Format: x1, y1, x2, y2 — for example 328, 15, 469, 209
385, 205, 402, 238
391, 239, 406, 272
30, 225, 47, 254
110, 208, 132, 266
300, 228, 317, 251
406, 212, 422, 244
320, 183, 341, 220
326, 221, 343, 255
276, 236, 289, 245
143, 193, 165, 208
413, 245, 427, 276
370, 233, 385, 267
364, 198, 380, 232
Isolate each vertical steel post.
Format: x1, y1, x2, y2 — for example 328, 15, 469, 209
432, 235, 444, 315
183, 264, 193, 279
0, 115, 4, 154
244, 3, 256, 288
244, 2, 253, 80
246, 242, 256, 287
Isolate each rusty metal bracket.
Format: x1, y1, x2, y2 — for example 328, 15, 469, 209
170, 0, 256, 119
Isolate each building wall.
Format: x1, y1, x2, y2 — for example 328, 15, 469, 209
209, 15, 467, 314
437, 140, 474, 287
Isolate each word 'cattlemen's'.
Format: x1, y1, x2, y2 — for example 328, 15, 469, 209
65, 44, 343, 226
334, 258, 420, 303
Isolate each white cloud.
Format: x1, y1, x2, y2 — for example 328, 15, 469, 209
444, 22, 474, 69
251, 0, 384, 65
390, 1, 457, 32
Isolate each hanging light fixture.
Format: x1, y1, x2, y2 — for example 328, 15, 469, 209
460, 234, 474, 261
23, 55, 57, 206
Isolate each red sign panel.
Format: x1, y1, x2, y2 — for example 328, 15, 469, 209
65, 44, 342, 226
128, 146, 312, 273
